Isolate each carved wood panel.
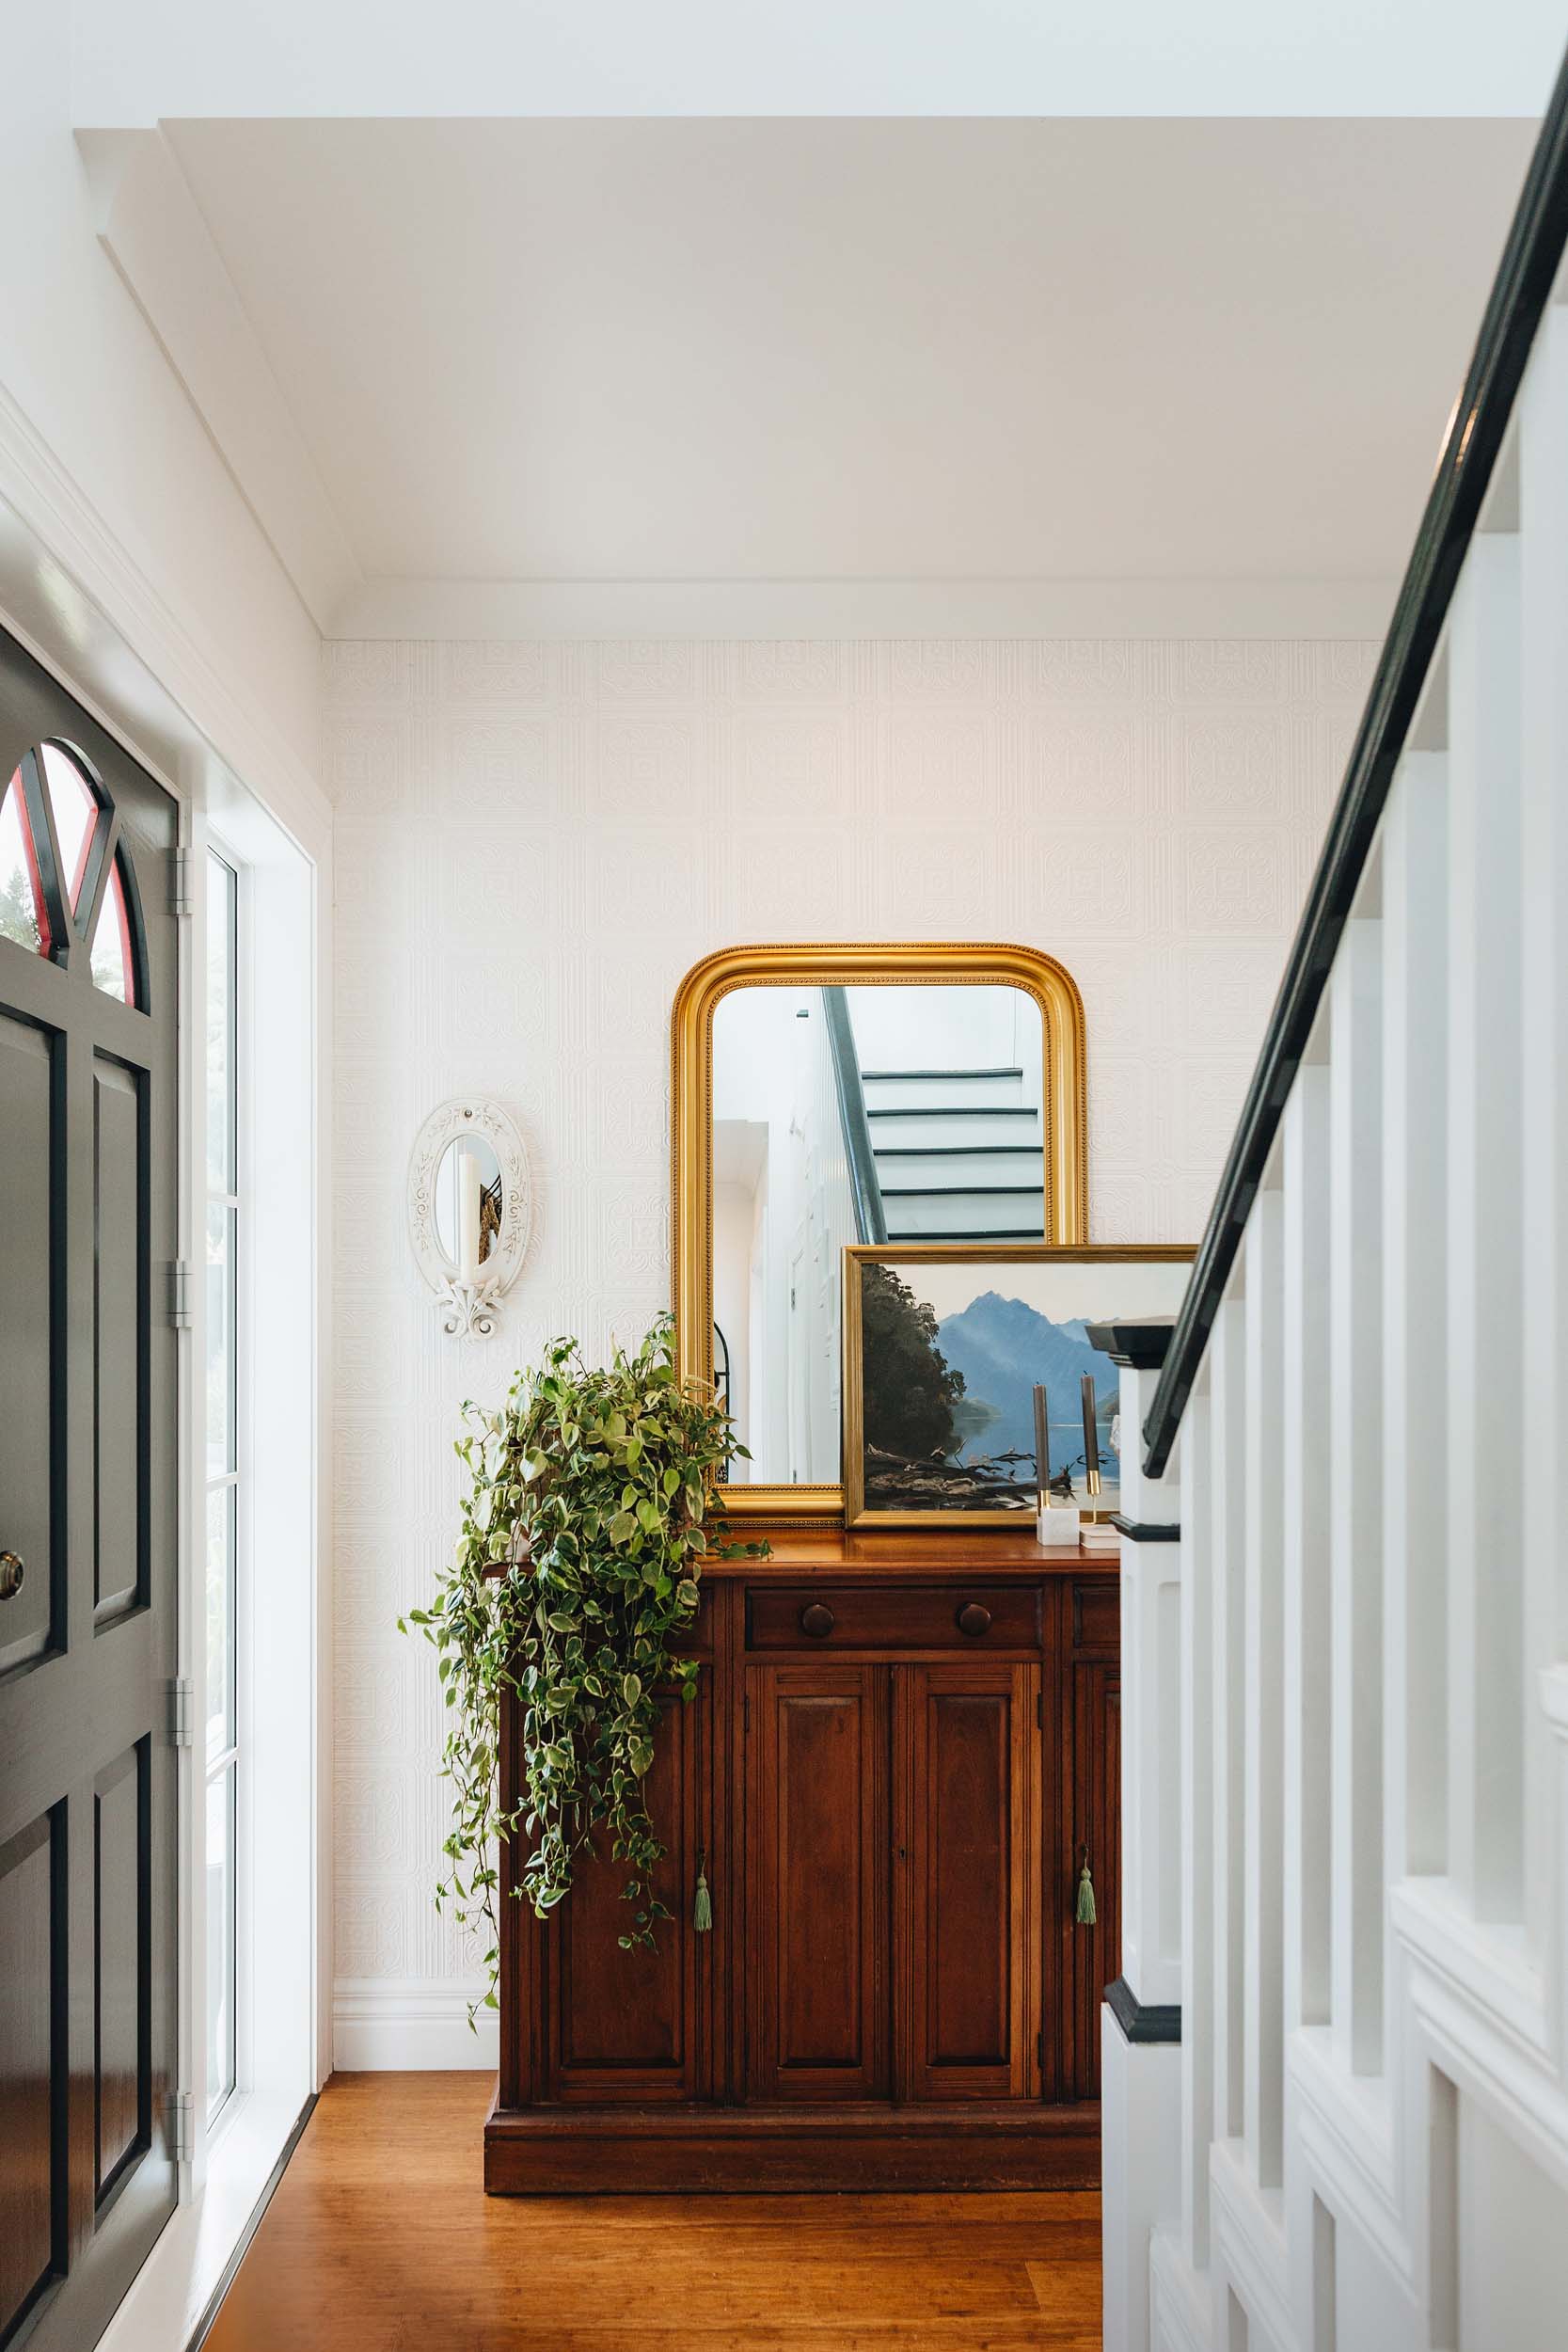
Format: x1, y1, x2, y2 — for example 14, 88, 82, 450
743, 1662, 892, 2103
897, 1662, 1040, 2102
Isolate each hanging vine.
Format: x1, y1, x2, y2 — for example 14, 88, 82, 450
401, 1313, 763, 2018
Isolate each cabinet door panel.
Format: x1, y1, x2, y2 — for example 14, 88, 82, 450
744, 1664, 890, 2103
1069, 1661, 1121, 2099
542, 1671, 712, 2106
899, 1663, 1039, 2102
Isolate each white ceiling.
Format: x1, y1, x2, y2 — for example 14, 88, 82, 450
73, 0, 1567, 120
135, 116, 1537, 631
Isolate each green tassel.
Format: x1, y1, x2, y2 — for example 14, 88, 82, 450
1075, 1856, 1097, 1929
693, 1858, 712, 1933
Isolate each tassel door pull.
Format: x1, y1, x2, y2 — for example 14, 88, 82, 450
1074, 1848, 1097, 1928
693, 1851, 713, 1933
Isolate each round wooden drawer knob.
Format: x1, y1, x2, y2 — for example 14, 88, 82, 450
800, 1602, 836, 1639
957, 1601, 992, 1639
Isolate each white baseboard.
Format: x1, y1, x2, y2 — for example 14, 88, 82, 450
332, 1978, 499, 2071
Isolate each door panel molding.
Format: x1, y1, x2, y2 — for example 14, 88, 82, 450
0, 1011, 63, 1677
896, 1662, 1040, 2104
744, 1662, 891, 2104
543, 1672, 714, 2106
93, 1740, 150, 2203
0, 1803, 67, 2346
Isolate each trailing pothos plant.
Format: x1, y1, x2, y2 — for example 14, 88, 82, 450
400, 1313, 763, 2019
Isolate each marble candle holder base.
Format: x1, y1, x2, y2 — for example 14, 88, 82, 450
1037, 1502, 1083, 1547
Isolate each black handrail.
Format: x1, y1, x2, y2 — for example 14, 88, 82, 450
821, 985, 888, 1245
1143, 48, 1568, 1478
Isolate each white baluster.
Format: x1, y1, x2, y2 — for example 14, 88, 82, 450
1283, 1058, 1332, 2039
1381, 749, 1450, 1899
1329, 912, 1385, 2075
1180, 1382, 1215, 2271
1447, 533, 1525, 1925
1243, 1184, 1286, 2186
1210, 1296, 1248, 2143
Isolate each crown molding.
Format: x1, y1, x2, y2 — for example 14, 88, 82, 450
75, 124, 361, 636
331, 573, 1397, 643
0, 369, 330, 856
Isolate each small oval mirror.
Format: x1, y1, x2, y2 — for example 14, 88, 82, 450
408, 1097, 531, 1338
433, 1135, 503, 1279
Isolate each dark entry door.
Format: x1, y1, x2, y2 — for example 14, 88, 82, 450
0, 629, 179, 2350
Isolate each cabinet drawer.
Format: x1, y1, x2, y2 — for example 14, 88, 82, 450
746, 1582, 1040, 1653
1070, 1579, 1118, 1657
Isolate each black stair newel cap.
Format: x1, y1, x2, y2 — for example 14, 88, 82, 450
1110, 1514, 1180, 1545
1084, 1316, 1177, 1371
1105, 1976, 1181, 2045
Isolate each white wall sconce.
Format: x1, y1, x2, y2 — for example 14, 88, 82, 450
407, 1099, 531, 1337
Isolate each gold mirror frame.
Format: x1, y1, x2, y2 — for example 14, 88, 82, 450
671, 942, 1089, 1524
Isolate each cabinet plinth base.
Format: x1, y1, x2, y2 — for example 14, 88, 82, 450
483, 2091, 1101, 2195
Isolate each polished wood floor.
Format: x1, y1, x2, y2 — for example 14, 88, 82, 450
205, 2074, 1101, 2350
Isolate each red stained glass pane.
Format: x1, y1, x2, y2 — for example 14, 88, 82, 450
90, 857, 136, 1007
0, 764, 50, 955
40, 742, 99, 913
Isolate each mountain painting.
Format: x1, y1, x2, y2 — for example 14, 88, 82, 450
938, 1291, 1118, 1489
845, 1245, 1196, 1526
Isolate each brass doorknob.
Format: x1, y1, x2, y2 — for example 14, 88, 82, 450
0, 1551, 24, 1600
800, 1602, 836, 1639
957, 1601, 992, 1638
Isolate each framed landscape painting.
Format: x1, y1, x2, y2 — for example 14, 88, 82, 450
841, 1243, 1196, 1530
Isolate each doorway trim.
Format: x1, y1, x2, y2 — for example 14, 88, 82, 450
0, 389, 330, 2352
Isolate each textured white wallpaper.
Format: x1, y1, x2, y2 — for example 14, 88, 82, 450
325, 633, 1378, 2058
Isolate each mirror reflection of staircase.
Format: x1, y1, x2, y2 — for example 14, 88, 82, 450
863, 1062, 1045, 1240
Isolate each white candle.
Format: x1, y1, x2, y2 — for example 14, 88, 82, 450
456, 1146, 482, 1285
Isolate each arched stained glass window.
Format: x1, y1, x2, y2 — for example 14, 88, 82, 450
92, 859, 136, 1005
0, 759, 50, 954
40, 740, 100, 914
0, 737, 146, 1009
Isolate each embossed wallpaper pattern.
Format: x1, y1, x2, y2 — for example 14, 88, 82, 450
326, 634, 1379, 2058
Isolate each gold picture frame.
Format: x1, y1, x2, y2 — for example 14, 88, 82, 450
841, 1243, 1196, 1531
670, 942, 1090, 1525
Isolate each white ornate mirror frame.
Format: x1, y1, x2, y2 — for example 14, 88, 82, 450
407, 1098, 531, 1337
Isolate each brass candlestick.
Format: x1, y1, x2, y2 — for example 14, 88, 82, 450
1033, 1383, 1050, 1514
1080, 1372, 1102, 1500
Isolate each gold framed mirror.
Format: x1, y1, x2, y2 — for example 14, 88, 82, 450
671, 943, 1089, 1523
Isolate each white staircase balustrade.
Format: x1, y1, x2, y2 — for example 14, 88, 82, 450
861, 1061, 1048, 1239
1105, 71, 1568, 2352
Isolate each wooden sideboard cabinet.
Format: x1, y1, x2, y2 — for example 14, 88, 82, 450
485, 1528, 1118, 2193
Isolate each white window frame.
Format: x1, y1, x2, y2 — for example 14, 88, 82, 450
202, 846, 245, 2138
103, 786, 324, 2352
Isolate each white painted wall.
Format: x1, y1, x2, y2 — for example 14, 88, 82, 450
325, 629, 1375, 2062
0, 8, 322, 806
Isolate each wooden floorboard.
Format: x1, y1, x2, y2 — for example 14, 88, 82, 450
203, 2074, 1101, 2351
